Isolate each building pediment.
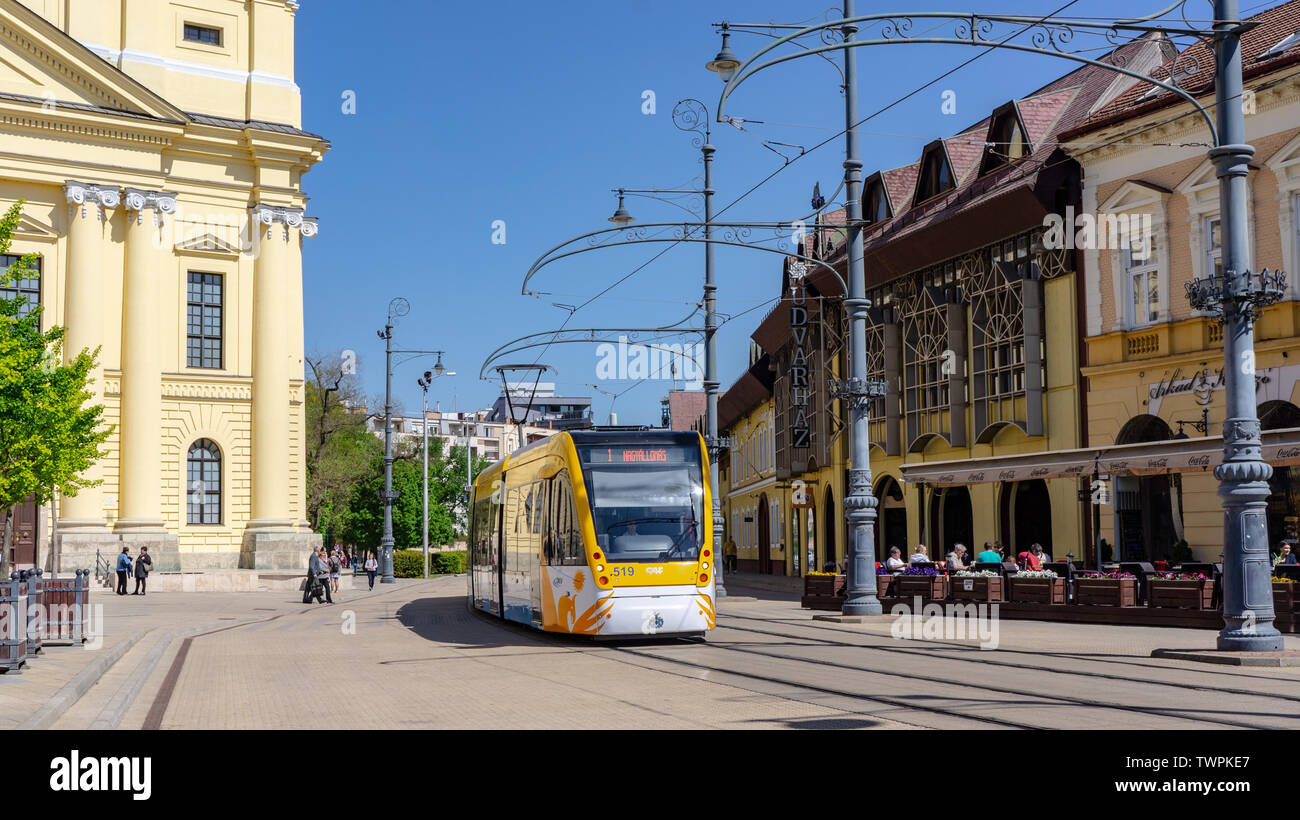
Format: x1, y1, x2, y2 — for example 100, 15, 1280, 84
12, 210, 54, 238
0, 0, 185, 122
175, 232, 242, 256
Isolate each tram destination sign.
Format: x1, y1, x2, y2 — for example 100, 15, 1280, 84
582, 446, 692, 465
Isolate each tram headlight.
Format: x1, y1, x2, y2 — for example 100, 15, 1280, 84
701, 562, 709, 570
595, 565, 604, 573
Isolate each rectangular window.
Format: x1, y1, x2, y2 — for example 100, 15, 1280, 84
1126, 243, 1160, 326
187, 273, 223, 369
183, 24, 222, 46
1, 254, 41, 322
1205, 216, 1223, 280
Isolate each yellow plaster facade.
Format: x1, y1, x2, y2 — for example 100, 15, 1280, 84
1071, 63, 1300, 562
0, 0, 327, 571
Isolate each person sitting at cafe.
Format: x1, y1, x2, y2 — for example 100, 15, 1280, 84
1276, 542, 1298, 566
1017, 543, 1044, 571
945, 544, 967, 573
886, 547, 907, 574
909, 544, 929, 564
976, 542, 1003, 564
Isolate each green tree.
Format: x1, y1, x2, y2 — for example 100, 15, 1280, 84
304, 352, 383, 539
0, 202, 110, 573
338, 437, 491, 552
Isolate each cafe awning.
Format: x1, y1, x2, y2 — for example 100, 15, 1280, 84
898, 426, 1300, 486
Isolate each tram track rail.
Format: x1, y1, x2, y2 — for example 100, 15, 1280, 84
716, 613, 1300, 705
601, 633, 1278, 731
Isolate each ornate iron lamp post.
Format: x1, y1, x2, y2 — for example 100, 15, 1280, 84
377, 298, 452, 584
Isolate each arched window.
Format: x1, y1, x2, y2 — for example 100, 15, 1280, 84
187, 439, 222, 524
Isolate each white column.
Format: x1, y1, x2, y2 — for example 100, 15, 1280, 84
116, 189, 177, 534
59, 182, 119, 532
247, 205, 302, 532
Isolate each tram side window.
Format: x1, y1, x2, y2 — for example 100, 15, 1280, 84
548, 472, 582, 566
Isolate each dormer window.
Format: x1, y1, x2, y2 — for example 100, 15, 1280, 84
980, 106, 1031, 175
914, 143, 955, 204
863, 175, 892, 225
184, 24, 222, 46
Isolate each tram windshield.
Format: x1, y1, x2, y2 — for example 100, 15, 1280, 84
577, 444, 705, 563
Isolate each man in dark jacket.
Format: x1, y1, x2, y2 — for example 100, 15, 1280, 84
132, 546, 153, 595
115, 547, 132, 596
303, 548, 332, 604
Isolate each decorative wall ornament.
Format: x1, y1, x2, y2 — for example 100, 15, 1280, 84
123, 189, 178, 226
64, 181, 120, 219
251, 204, 310, 240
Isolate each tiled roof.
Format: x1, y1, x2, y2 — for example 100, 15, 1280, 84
718, 354, 774, 432
846, 35, 1161, 283
944, 128, 988, 186
1065, 0, 1300, 137
188, 112, 327, 140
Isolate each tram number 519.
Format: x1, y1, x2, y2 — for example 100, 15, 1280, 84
610, 566, 636, 578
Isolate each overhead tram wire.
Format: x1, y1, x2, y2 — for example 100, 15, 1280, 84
520, 0, 1086, 373
708, 0, 1087, 224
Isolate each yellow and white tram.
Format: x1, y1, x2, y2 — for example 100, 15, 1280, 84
468, 430, 716, 637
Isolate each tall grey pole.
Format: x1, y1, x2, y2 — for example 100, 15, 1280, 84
704, 131, 727, 598
380, 318, 396, 584
422, 387, 429, 580
840, 0, 882, 616
1210, 0, 1281, 650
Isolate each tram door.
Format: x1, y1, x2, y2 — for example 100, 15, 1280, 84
486, 493, 499, 615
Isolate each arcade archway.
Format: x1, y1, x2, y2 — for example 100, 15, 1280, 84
1113, 414, 1178, 561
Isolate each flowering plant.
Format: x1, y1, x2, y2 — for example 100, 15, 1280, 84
806, 571, 840, 577
1013, 569, 1059, 579
953, 569, 998, 577
901, 566, 939, 576
1078, 570, 1136, 579
1153, 571, 1209, 581
1273, 576, 1296, 584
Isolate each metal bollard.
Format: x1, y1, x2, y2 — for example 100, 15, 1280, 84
0, 574, 28, 673
20, 570, 43, 656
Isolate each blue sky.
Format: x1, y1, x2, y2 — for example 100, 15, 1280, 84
293, 0, 1229, 425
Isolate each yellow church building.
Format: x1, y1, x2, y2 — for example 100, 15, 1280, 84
0, 0, 327, 571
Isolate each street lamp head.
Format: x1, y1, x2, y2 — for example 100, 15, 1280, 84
433, 352, 445, 376
609, 191, 634, 227
423, 370, 433, 382
706, 29, 740, 82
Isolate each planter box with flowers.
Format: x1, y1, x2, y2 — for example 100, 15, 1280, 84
893, 566, 948, 601
1006, 569, 1065, 604
803, 572, 846, 598
949, 570, 1004, 602
1274, 577, 1299, 613
1147, 571, 1216, 610
1074, 571, 1138, 607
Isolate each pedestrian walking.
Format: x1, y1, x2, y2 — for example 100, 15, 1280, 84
132, 546, 153, 595
329, 549, 342, 594
115, 547, 132, 596
364, 551, 378, 590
